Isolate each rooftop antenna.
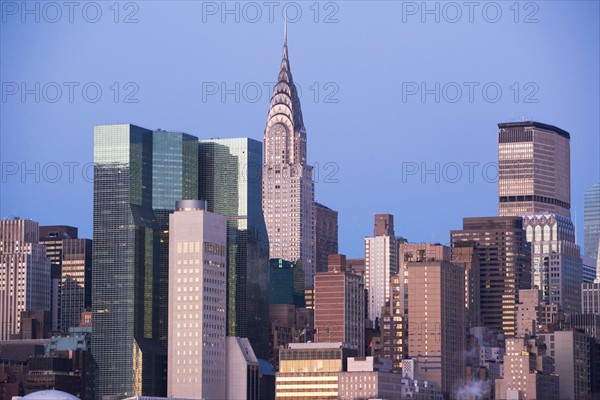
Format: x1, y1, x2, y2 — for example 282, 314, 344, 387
284, 10, 287, 47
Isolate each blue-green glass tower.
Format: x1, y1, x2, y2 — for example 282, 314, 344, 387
92, 124, 198, 397
152, 130, 198, 346
198, 138, 270, 359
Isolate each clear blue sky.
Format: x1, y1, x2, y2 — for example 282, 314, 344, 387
1, 1, 599, 257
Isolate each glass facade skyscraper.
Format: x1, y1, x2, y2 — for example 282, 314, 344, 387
523, 214, 582, 314
199, 138, 270, 359
93, 124, 197, 397
152, 130, 198, 346
584, 181, 600, 260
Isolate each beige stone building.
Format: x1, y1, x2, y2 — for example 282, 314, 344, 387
495, 337, 559, 400
406, 257, 465, 398
167, 200, 227, 399
0, 218, 50, 341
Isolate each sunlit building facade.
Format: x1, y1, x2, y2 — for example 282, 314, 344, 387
167, 200, 227, 399
498, 121, 571, 218
495, 337, 559, 400
365, 214, 399, 323
584, 181, 600, 260
523, 214, 582, 314
275, 342, 358, 399
0, 218, 50, 341
262, 31, 315, 290
406, 257, 465, 398
314, 254, 364, 355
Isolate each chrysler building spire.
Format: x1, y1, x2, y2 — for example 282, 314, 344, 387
262, 24, 315, 289
264, 22, 306, 165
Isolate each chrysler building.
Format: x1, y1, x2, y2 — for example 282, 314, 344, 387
262, 26, 315, 289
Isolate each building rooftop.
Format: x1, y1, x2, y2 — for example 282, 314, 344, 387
498, 121, 570, 140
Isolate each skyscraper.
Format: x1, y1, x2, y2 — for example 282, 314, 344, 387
313, 202, 339, 274
39, 225, 78, 332
398, 242, 451, 316
451, 217, 532, 336
39, 226, 92, 333
199, 138, 270, 359
365, 214, 399, 323
584, 181, 600, 259
498, 121, 571, 218
152, 130, 199, 346
92, 124, 166, 397
523, 214, 582, 314
0, 218, 50, 341
451, 243, 481, 327
314, 254, 364, 355
167, 200, 227, 399
60, 238, 92, 332
378, 273, 406, 371
262, 28, 315, 290
406, 256, 466, 398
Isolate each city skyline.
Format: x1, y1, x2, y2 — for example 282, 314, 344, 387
1, 4, 600, 398
2, 2, 598, 257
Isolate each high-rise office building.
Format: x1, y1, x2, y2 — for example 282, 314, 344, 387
152, 130, 199, 346
92, 124, 168, 397
39, 226, 92, 333
398, 243, 451, 316
313, 202, 338, 274
584, 181, 600, 259
365, 214, 399, 323
451, 243, 481, 327
523, 214, 582, 314
406, 256, 466, 397
314, 254, 364, 355
199, 138, 270, 359
269, 258, 303, 307
582, 282, 600, 314
275, 342, 358, 399
167, 200, 227, 399
582, 256, 597, 283
60, 238, 92, 332
451, 217, 531, 336
378, 273, 406, 371
39, 226, 78, 333
498, 121, 571, 217
0, 218, 50, 341
262, 29, 315, 290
